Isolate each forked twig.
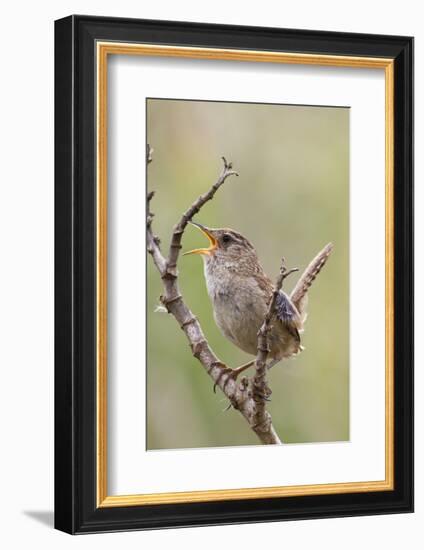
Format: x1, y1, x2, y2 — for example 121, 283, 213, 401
251, 260, 298, 441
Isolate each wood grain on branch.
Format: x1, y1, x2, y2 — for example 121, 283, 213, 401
146, 145, 282, 445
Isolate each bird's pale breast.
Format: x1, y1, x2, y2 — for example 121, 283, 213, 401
204, 261, 301, 359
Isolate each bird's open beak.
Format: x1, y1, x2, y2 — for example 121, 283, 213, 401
183, 222, 218, 256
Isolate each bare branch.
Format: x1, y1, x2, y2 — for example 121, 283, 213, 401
146, 188, 167, 275
166, 157, 239, 279
251, 259, 298, 444
146, 146, 282, 445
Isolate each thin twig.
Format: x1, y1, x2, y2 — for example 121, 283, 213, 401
146, 146, 281, 445
251, 259, 298, 443
146, 189, 166, 275
166, 157, 238, 279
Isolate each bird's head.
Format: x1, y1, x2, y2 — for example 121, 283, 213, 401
183, 222, 258, 266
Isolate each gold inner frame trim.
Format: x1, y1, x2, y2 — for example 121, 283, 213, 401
96, 41, 395, 508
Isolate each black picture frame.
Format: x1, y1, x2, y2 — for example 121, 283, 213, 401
55, 15, 413, 534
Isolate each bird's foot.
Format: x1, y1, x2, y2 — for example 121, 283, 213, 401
252, 381, 273, 402
253, 391, 272, 402
212, 364, 237, 394
211, 361, 254, 394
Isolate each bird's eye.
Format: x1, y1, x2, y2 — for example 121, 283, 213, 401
222, 234, 232, 244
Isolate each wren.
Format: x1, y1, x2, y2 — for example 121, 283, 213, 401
184, 222, 333, 378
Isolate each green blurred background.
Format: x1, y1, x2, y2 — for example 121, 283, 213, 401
146, 98, 349, 449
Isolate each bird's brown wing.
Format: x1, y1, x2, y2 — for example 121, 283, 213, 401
275, 291, 301, 342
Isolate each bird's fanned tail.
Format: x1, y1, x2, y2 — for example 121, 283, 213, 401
290, 243, 333, 316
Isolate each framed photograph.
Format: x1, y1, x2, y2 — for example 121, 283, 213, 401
54, 15, 413, 534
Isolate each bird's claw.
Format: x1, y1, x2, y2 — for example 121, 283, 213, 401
212, 365, 240, 393
212, 360, 256, 393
